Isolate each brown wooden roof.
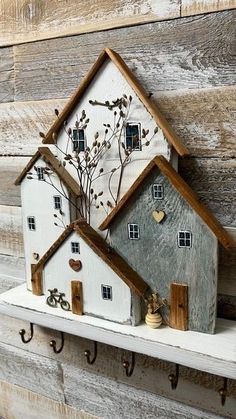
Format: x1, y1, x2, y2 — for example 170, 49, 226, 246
99, 156, 236, 250
42, 48, 189, 157
15, 147, 81, 197
33, 220, 149, 297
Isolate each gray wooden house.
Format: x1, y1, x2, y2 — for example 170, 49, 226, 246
99, 156, 235, 334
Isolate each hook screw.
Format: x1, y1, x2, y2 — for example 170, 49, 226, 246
219, 378, 228, 406
122, 352, 135, 377
19, 323, 34, 344
168, 364, 179, 390
50, 332, 64, 354
84, 341, 97, 364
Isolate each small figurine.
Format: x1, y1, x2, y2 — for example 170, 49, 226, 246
145, 293, 167, 329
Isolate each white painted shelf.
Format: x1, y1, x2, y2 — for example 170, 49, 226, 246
0, 284, 235, 380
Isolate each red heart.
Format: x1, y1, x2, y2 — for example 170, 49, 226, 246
69, 259, 82, 272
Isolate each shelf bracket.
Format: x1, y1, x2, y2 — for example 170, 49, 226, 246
50, 332, 64, 354
168, 364, 179, 390
19, 323, 34, 344
123, 351, 135, 377
219, 377, 228, 406
84, 341, 97, 365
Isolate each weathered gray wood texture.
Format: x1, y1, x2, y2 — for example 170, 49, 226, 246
110, 170, 219, 333
0, 380, 95, 419
0, 292, 235, 418
13, 11, 236, 101
0, 4, 235, 418
0, 0, 235, 48
0, 86, 235, 158
0, 47, 14, 103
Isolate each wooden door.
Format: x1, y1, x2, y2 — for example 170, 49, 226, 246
31, 264, 43, 296
169, 283, 188, 330
71, 280, 83, 315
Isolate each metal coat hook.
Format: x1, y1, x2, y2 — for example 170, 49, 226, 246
19, 323, 34, 344
84, 341, 97, 365
168, 364, 179, 390
122, 352, 135, 377
219, 377, 228, 406
50, 332, 64, 354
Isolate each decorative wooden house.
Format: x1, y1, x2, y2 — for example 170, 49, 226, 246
31, 220, 148, 325
99, 156, 235, 333
14, 48, 235, 334
41, 48, 189, 229
15, 147, 81, 292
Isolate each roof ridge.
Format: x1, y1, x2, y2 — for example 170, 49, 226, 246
42, 48, 188, 156
15, 147, 81, 197
33, 219, 148, 297
99, 155, 236, 249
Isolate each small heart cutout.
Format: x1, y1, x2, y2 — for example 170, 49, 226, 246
69, 259, 82, 272
152, 210, 165, 223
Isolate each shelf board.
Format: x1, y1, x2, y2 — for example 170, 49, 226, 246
0, 284, 235, 379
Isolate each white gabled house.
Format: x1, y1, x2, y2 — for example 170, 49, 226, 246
41, 48, 189, 229
31, 220, 148, 325
15, 147, 81, 293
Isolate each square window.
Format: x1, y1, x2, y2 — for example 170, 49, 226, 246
128, 223, 140, 240
71, 242, 80, 254
152, 184, 164, 200
72, 129, 85, 152
178, 231, 192, 248
27, 216, 36, 231
125, 124, 141, 150
53, 196, 62, 210
101, 285, 112, 300
37, 167, 44, 180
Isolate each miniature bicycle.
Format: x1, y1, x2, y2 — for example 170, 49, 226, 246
46, 288, 70, 311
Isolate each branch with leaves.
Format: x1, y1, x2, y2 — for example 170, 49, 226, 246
37, 94, 159, 226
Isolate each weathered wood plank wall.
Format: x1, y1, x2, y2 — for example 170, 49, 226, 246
0, 1, 235, 417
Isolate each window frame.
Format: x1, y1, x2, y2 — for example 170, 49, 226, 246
101, 285, 112, 301
128, 223, 140, 240
152, 184, 164, 200
53, 195, 62, 210
125, 123, 141, 151
27, 216, 36, 231
37, 167, 44, 181
177, 230, 192, 248
72, 128, 85, 152
71, 242, 80, 254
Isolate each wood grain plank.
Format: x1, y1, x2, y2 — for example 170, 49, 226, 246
0, 380, 95, 419
0, 1, 181, 48
0, 100, 65, 156
0, 254, 25, 294
1, 85, 235, 158
0, 311, 235, 415
0, 205, 23, 257
218, 227, 236, 297
0, 157, 29, 206
179, 158, 236, 226
63, 363, 235, 418
181, 0, 236, 16
0, 47, 14, 103
0, 342, 65, 402
14, 10, 236, 102
156, 86, 236, 158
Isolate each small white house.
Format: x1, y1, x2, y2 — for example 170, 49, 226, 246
42, 48, 189, 229
31, 220, 148, 325
15, 147, 81, 292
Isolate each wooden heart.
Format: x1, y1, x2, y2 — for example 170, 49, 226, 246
152, 210, 165, 223
69, 259, 82, 272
